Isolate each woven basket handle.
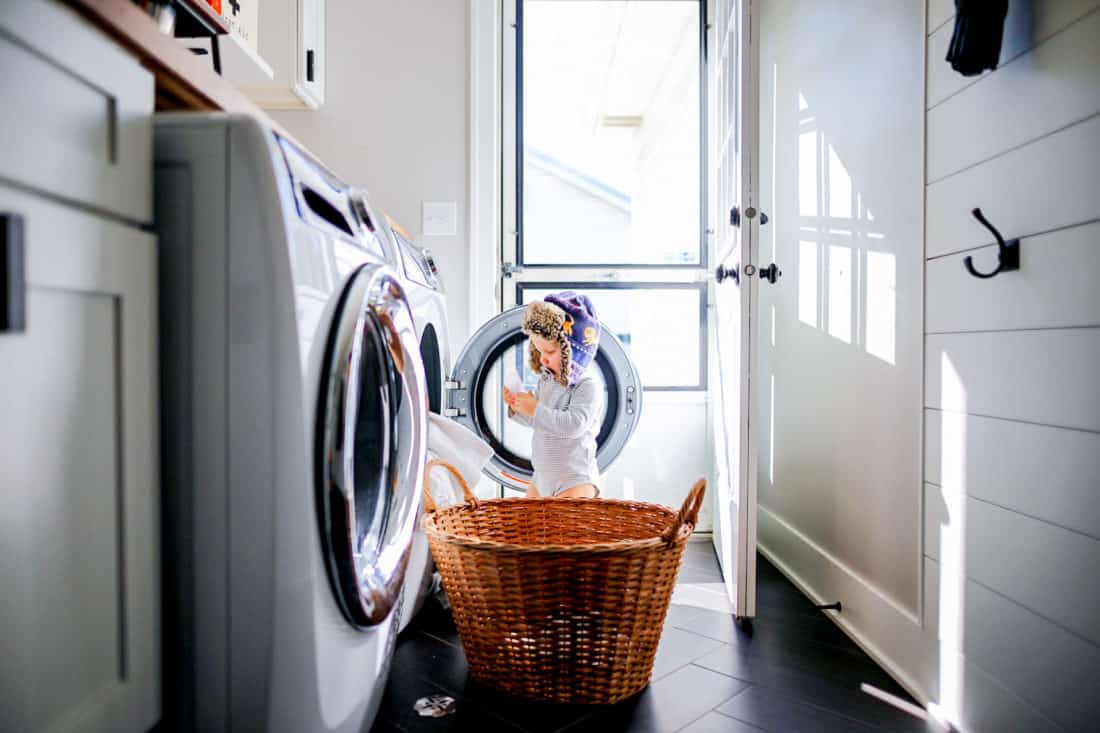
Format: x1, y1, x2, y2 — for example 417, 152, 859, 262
422, 458, 480, 514
661, 478, 707, 544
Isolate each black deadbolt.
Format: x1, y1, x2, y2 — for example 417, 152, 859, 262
715, 263, 740, 286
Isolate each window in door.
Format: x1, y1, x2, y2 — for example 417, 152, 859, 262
513, 0, 704, 268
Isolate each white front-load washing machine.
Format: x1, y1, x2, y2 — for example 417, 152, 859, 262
447, 305, 645, 493
154, 114, 427, 732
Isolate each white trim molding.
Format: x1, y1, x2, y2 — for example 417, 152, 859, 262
758, 507, 935, 707
468, 0, 504, 334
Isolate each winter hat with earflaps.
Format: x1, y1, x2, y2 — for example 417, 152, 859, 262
521, 291, 600, 387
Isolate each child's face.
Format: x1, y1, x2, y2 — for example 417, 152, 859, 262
531, 334, 562, 377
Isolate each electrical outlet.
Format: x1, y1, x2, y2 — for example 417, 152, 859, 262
422, 201, 457, 236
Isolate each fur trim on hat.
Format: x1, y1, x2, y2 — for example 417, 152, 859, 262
522, 301, 572, 387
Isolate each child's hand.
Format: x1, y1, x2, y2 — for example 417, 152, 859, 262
512, 391, 537, 418
502, 387, 516, 407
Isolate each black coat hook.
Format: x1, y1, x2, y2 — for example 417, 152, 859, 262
963, 208, 1019, 279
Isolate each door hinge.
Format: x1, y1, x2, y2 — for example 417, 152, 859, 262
501, 261, 524, 278
444, 380, 467, 418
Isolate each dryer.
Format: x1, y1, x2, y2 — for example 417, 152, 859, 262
369, 217, 453, 632
387, 224, 450, 417
154, 115, 427, 732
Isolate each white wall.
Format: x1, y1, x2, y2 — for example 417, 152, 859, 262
756, 0, 925, 618
758, 2, 1100, 730
752, 0, 936, 706
921, 1, 1100, 730
272, 0, 473, 343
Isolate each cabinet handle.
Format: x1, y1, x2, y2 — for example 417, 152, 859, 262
1, 213, 25, 333
306, 49, 315, 82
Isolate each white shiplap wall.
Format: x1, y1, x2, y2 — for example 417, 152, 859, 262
924, 2, 1100, 731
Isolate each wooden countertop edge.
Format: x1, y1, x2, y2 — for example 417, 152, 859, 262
66, 0, 295, 140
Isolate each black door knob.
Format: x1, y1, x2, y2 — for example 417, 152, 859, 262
759, 263, 782, 284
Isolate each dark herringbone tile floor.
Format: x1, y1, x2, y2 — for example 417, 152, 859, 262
371, 540, 934, 732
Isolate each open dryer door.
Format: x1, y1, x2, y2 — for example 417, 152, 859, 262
314, 263, 428, 628
447, 306, 643, 493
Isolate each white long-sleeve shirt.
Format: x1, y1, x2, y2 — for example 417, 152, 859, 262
509, 369, 602, 496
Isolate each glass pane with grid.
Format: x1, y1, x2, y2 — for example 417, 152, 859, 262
520, 1, 702, 266
520, 285, 704, 389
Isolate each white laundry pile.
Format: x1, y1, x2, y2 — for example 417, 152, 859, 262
399, 412, 493, 628
424, 412, 494, 505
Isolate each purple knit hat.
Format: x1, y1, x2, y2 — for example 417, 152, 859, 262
544, 291, 600, 384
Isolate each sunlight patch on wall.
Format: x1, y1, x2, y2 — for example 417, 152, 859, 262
865, 251, 896, 365
798, 241, 818, 327
827, 144, 852, 219
935, 353, 968, 729
769, 373, 776, 485
828, 245, 852, 343
798, 131, 818, 216
795, 91, 894, 358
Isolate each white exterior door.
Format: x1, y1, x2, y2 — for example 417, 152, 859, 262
711, 0, 760, 620
500, 0, 712, 516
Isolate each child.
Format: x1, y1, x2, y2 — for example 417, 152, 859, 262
503, 292, 603, 499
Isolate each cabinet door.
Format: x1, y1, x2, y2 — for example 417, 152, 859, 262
297, 0, 325, 107
0, 2, 153, 224
0, 187, 159, 733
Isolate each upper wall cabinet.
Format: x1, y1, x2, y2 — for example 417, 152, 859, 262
235, 0, 326, 109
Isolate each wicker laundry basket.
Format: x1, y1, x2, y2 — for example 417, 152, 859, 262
421, 459, 706, 704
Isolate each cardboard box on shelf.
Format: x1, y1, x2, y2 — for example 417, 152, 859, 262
220, 0, 257, 54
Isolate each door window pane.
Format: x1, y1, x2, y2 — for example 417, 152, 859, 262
521, 1, 701, 265
521, 285, 704, 389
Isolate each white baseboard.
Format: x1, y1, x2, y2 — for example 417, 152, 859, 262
758, 507, 936, 707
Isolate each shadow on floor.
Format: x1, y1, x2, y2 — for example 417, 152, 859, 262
371, 542, 935, 732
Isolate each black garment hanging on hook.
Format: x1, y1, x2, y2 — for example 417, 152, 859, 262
946, 0, 1010, 77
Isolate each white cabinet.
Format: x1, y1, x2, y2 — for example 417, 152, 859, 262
0, 187, 159, 733
0, 3, 159, 732
236, 0, 326, 109
0, 1, 153, 224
